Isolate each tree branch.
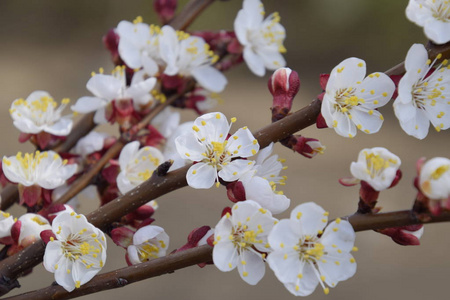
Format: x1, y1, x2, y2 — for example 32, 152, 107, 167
169, 0, 217, 31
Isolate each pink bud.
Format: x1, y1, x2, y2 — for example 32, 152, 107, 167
177, 226, 212, 252
226, 181, 246, 203
377, 224, 424, 246
111, 227, 135, 249
154, 0, 177, 23
268, 68, 300, 122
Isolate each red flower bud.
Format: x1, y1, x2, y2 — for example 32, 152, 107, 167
268, 68, 300, 122
377, 224, 423, 246
154, 0, 177, 24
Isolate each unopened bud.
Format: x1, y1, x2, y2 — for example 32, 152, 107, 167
226, 181, 246, 203
154, 0, 177, 24
377, 224, 424, 246
268, 68, 300, 122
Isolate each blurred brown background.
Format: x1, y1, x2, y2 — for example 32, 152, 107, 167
1, 0, 449, 299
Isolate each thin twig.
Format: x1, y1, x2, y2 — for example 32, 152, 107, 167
169, 0, 217, 31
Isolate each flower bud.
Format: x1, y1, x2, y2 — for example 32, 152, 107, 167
154, 0, 177, 24
268, 68, 300, 122
377, 224, 424, 246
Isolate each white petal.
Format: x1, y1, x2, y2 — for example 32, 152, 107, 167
227, 128, 259, 158
86, 74, 122, 101
237, 250, 265, 285
327, 57, 366, 91
191, 66, 228, 93
213, 241, 238, 271
243, 46, 265, 77
186, 163, 216, 189
71, 97, 106, 114
290, 202, 327, 237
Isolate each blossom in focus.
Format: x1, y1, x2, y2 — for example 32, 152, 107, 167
406, 0, 450, 44
116, 141, 165, 194
267, 202, 357, 296
71, 66, 156, 124
234, 0, 287, 76
2, 151, 77, 189
419, 157, 450, 200
43, 211, 107, 292
159, 25, 227, 92
393, 44, 450, 139
213, 200, 277, 285
9, 91, 73, 136
116, 18, 161, 76
321, 58, 395, 138
175, 112, 259, 189
239, 143, 290, 214
350, 147, 401, 191
127, 225, 169, 265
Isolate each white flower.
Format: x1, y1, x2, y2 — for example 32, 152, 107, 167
117, 141, 165, 194
240, 143, 290, 214
419, 157, 450, 199
267, 202, 357, 296
213, 200, 277, 285
175, 112, 260, 189
158, 25, 227, 92
127, 225, 169, 265
73, 131, 110, 156
393, 44, 450, 139
9, 91, 73, 136
0, 211, 14, 240
321, 58, 395, 138
43, 211, 107, 292
2, 151, 77, 189
406, 0, 450, 44
71, 66, 156, 124
350, 147, 401, 191
234, 0, 286, 77
17, 213, 52, 247
117, 18, 161, 76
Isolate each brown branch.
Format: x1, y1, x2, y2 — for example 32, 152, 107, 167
0, 186, 19, 211
4, 245, 213, 300
169, 0, 216, 31
53, 113, 96, 154
6, 209, 450, 300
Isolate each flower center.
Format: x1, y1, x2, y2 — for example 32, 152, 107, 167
230, 224, 263, 252
428, 1, 450, 22
137, 243, 160, 261
364, 152, 398, 179
431, 164, 450, 180
295, 237, 325, 262
334, 87, 365, 113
